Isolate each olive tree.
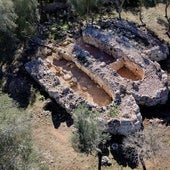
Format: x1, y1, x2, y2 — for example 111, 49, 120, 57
0, 0, 18, 63
13, 0, 39, 40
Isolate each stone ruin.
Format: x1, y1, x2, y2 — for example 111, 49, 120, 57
25, 20, 169, 136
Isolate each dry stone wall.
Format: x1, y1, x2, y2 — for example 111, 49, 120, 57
98, 19, 169, 61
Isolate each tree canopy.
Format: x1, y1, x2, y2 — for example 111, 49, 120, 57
0, 0, 39, 40
0, 0, 17, 32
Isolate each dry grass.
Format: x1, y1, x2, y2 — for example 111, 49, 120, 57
31, 100, 98, 170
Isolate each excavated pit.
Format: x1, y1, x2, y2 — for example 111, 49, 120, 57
46, 55, 112, 107
110, 58, 144, 81
77, 38, 144, 81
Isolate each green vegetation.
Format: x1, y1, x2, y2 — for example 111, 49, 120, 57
107, 104, 118, 118
14, 0, 39, 40
0, 90, 47, 170
72, 104, 110, 170
72, 104, 109, 154
0, 91, 30, 169
69, 0, 103, 17
0, 0, 17, 32
0, 0, 39, 63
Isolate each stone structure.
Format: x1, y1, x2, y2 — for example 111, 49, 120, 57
25, 20, 169, 135
83, 26, 169, 106
25, 57, 142, 135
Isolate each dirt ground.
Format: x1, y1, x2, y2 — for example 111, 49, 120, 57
31, 3, 170, 170
31, 100, 98, 170
31, 99, 170, 170
121, 3, 170, 45
117, 66, 141, 81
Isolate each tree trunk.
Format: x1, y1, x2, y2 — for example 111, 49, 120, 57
165, 0, 170, 20
118, 10, 121, 20
139, 154, 147, 170
98, 152, 102, 170
116, 0, 125, 20
139, 0, 145, 26
165, 0, 170, 37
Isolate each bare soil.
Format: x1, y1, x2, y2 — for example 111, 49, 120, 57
31, 100, 98, 170
121, 3, 170, 45
117, 66, 142, 81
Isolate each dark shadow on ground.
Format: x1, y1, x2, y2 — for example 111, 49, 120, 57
109, 135, 139, 169
157, 18, 169, 30
111, 145, 139, 169
43, 100, 73, 128
159, 54, 170, 73
140, 92, 170, 126
140, 51, 170, 126
1, 39, 40, 108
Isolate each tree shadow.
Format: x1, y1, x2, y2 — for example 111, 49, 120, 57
1, 39, 40, 108
111, 145, 139, 169
157, 18, 169, 30
43, 100, 73, 129
140, 52, 170, 126
140, 92, 170, 126
109, 135, 139, 169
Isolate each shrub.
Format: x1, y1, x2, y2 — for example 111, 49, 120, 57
0, 90, 46, 170
72, 104, 109, 155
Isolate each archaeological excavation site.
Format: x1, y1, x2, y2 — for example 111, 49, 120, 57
25, 19, 169, 136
